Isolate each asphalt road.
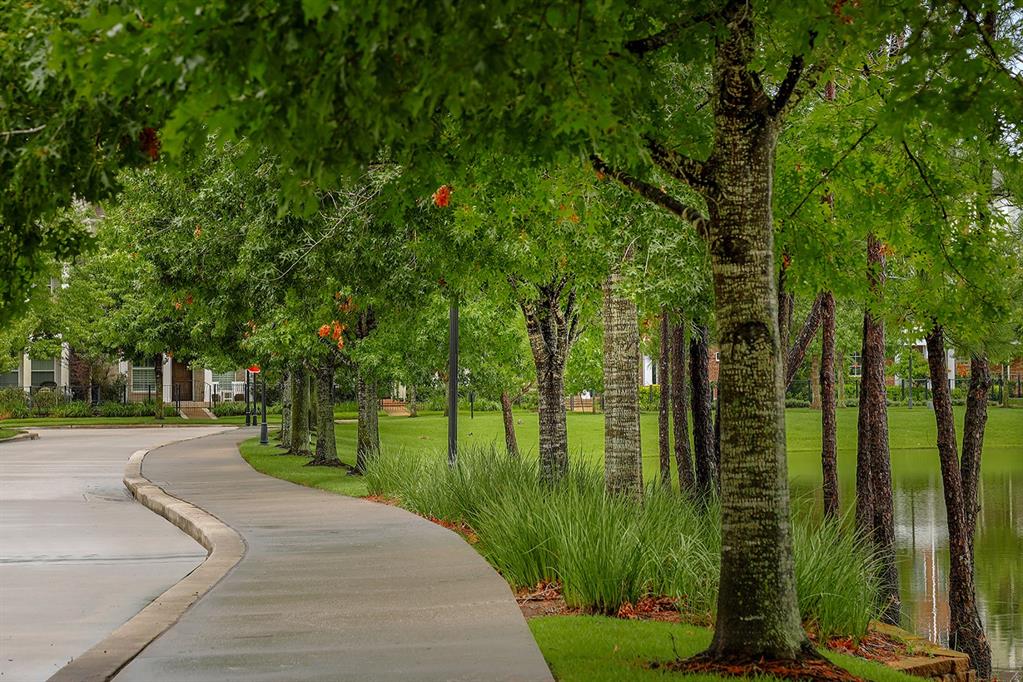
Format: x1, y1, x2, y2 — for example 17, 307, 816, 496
0, 427, 229, 681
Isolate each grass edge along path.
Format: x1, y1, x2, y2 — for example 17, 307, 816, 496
236, 435, 915, 682
0, 427, 25, 441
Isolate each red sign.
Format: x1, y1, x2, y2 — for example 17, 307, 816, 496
248, 365, 261, 374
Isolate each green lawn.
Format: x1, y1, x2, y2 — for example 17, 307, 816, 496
529, 616, 916, 682
238, 438, 369, 497
0, 427, 23, 441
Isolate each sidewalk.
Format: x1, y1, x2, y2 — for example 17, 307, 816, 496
117, 429, 553, 681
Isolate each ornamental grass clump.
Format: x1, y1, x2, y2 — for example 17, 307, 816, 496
363, 444, 881, 636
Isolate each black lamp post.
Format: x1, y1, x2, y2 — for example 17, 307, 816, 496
244, 370, 251, 426
448, 297, 458, 467
259, 373, 268, 444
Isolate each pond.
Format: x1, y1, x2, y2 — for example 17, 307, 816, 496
786, 407, 1022, 678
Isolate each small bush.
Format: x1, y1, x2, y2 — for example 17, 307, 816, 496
97, 401, 177, 418
50, 401, 95, 418
785, 399, 810, 408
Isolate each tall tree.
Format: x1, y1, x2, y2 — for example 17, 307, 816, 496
670, 320, 695, 495
689, 324, 717, 500
925, 326, 991, 678
602, 252, 642, 497
657, 310, 672, 487
820, 291, 839, 519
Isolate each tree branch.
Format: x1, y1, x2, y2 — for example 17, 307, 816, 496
0, 124, 46, 139
591, 155, 710, 239
785, 292, 825, 388
770, 31, 822, 119
785, 123, 877, 220
625, 11, 719, 55
646, 138, 709, 190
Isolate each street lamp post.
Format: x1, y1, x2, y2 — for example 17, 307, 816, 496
259, 373, 268, 444
448, 298, 458, 467
244, 370, 251, 426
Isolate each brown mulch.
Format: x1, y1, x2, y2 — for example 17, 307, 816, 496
818, 631, 908, 663
654, 653, 866, 682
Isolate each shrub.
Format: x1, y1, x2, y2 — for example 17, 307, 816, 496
97, 401, 177, 418
50, 401, 95, 418
364, 445, 880, 635
785, 399, 810, 408
212, 401, 248, 417
639, 384, 661, 412
0, 387, 29, 419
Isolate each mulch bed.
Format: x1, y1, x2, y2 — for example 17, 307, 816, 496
654, 653, 866, 682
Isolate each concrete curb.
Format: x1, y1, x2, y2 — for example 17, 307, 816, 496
47, 445, 246, 682
0, 430, 39, 444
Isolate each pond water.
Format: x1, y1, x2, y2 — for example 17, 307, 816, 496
786, 408, 1022, 678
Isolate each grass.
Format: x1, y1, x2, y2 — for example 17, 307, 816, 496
238, 436, 368, 497
0, 427, 23, 441
529, 616, 917, 682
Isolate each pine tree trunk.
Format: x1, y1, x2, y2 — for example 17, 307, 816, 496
602, 266, 642, 497
500, 390, 519, 457
309, 358, 339, 466
926, 327, 991, 678
820, 292, 839, 519
658, 310, 672, 487
670, 319, 695, 495
855, 316, 875, 534
690, 324, 717, 500
279, 369, 292, 449
702, 92, 807, 659
837, 351, 847, 407
1001, 363, 1009, 407
856, 233, 900, 625
518, 276, 577, 484
810, 354, 822, 409
153, 353, 164, 419
289, 364, 311, 456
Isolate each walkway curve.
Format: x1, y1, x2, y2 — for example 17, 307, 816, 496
49, 445, 245, 682
115, 429, 553, 681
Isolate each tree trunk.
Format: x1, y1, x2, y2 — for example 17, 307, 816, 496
153, 353, 164, 420
289, 364, 311, 456
784, 294, 825, 389
690, 324, 717, 500
702, 80, 807, 658
809, 354, 822, 409
356, 370, 379, 471
837, 351, 847, 407
518, 275, 578, 484
309, 358, 339, 466
500, 390, 519, 457
408, 384, 418, 418
670, 319, 694, 495
602, 265, 643, 497
278, 369, 292, 449
926, 327, 991, 678
820, 292, 839, 519
657, 310, 672, 487
778, 257, 794, 381
1001, 363, 1009, 407
856, 234, 900, 625
961, 356, 989, 557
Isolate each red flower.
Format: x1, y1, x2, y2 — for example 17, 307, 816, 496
337, 338, 345, 350
318, 324, 330, 338
432, 185, 452, 208
139, 127, 160, 161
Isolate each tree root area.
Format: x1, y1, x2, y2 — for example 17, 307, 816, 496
304, 458, 359, 474
653, 653, 865, 682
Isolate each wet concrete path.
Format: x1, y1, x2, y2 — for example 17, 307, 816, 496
116, 429, 552, 681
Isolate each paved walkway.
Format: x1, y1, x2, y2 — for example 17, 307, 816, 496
0, 427, 229, 681
117, 429, 553, 681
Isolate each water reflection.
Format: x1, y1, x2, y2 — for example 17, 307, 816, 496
791, 454, 1021, 677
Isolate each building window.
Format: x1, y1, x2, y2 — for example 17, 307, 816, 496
0, 369, 19, 387
849, 353, 862, 377
132, 365, 156, 392
31, 358, 56, 387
